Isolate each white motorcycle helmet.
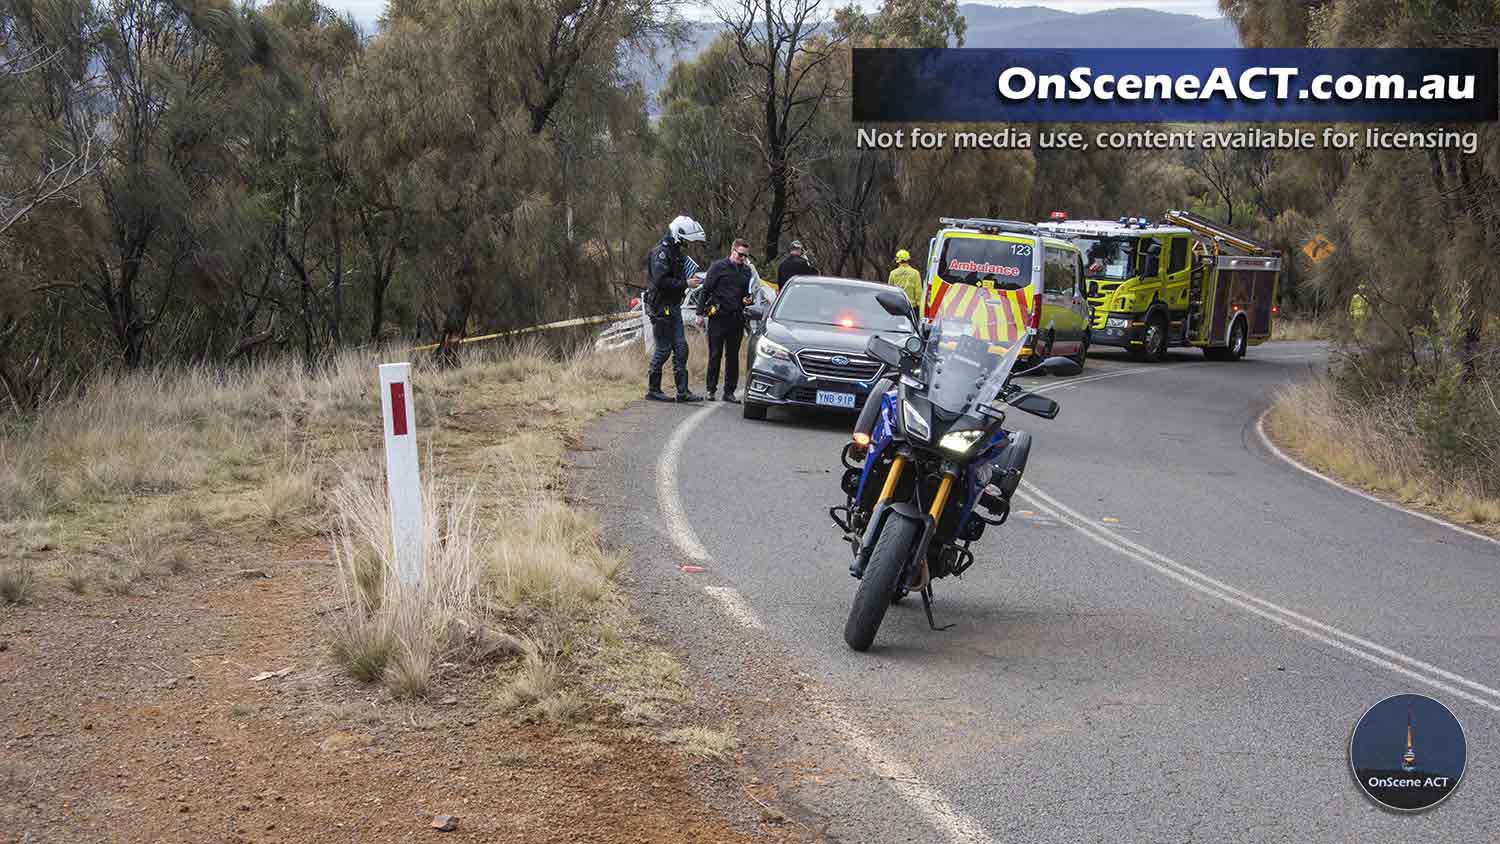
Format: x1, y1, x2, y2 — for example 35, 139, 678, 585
669, 215, 706, 243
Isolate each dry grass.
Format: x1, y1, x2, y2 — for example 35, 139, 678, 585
1265, 378, 1500, 531
662, 727, 738, 761
0, 349, 382, 596
5, 331, 731, 743
1271, 317, 1331, 341
0, 560, 37, 605
326, 339, 663, 704
328, 465, 486, 700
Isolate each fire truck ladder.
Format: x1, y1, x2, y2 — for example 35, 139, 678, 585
1163, 209, 1271, 256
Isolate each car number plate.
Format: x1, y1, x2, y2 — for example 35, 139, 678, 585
815, 390, 856, 409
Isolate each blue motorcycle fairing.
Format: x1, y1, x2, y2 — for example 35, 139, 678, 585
951, 428, 1012, 539
854, 391, 899, 501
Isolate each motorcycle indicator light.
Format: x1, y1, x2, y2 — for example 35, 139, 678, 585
838, 315, 856, 328
852, 432, 871, 447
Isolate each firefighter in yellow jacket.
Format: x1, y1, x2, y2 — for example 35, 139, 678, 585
888, 249, 922, 307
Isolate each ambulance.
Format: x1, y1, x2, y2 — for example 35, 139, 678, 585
921, 217, 1092, 368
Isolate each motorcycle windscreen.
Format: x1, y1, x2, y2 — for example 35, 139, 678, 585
924, 287, 1032, 415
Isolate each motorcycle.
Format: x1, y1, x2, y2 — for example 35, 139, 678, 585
829, 290, 1080, 651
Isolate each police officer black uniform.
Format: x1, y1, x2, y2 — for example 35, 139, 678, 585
645, 216, 706, 402
701, 239, 755, 402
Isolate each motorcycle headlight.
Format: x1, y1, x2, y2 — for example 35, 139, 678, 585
938, 429, 984, 455
757, 337, 792, 361
901, 398, 931, 442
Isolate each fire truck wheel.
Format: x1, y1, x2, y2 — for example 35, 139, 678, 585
1227, 317, 1247, 359
1206, 318, 1247, 361
1138, 313, 1168, 362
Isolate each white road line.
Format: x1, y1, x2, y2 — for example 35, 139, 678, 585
1018, 480, 1500, 713
655, 403, 719, 563
703, 586, 765, 631
817, 707, 1000, 844
1255, 409, 1500, 550
656, 400, 999, 844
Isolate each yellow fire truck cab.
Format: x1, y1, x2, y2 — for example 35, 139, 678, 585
1036, 210, 1282, 361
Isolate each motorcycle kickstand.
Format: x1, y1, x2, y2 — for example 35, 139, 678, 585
921, 585, 954, 632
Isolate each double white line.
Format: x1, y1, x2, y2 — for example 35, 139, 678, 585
1023, 364, 1500, 713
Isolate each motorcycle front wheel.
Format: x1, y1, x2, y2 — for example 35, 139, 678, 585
843, 515, 920, 651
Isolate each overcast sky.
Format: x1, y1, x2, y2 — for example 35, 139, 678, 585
320, 1, 1226, 31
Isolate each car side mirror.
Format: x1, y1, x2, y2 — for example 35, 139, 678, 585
1037, 355, 1082, 377
1007, 391, 1060, 419
745, 306, 765, 321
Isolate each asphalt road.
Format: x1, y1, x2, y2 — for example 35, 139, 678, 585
579, 341, 1500, 843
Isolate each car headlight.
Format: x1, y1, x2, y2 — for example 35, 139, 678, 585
757, 337, 792, 361
901, 398, 931, 442
1106, 317, 1128, 328
938, 429, 984, 455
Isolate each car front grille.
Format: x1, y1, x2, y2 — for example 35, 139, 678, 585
795, 349, 883, 382
788, 387, 819, 403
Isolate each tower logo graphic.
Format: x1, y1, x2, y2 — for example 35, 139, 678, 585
1350, 693, 1466, 812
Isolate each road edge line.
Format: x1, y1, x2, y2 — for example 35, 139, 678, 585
655, 398, 1000, 844
656, 403, 719, 563
1254, 408, 1500, 550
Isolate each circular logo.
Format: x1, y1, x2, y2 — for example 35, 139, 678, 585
1349, 693, 1466, 812
830, 355, 850, 366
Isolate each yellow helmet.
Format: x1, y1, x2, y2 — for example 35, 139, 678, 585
895, 249, 911, 263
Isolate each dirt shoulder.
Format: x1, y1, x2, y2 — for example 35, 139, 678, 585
1, 344, 808, 844
2, 535, 806, 843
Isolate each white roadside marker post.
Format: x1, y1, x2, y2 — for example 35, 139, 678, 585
379, 362, 424, 588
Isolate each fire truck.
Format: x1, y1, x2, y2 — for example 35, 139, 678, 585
1036, 209, 1282, 361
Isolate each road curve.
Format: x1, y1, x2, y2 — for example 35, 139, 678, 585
579, 341, 1498, 843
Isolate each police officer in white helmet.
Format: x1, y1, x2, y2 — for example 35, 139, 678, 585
643, 216, 707, 402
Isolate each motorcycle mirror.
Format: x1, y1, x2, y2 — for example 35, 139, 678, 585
865, 334, 905, 368
1007, 391, 1060, 419
875, 290, 913, 319
1038, 355, 1082, 377
746, 305, 765, 321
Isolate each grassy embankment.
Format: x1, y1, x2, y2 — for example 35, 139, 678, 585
0, 333, 733, 748
1265, 375, 1500, 532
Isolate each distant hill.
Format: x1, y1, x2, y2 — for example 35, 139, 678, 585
637, 5, 1241, 114
959, 5, 1240, 49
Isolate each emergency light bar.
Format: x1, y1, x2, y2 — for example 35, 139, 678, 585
940, 217, 1039, 236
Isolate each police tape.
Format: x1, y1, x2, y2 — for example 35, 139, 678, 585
407, 310, 641, 353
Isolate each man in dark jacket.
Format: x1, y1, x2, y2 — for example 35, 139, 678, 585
776, 239, 816, 287
701, 238, 755, 402
645, 215, 706, 402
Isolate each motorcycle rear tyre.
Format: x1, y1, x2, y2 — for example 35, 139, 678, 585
844, 515, 920, 651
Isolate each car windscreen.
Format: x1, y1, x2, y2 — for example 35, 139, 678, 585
937, 236, 1033, 289
772, 282, 910, 331
1077, 236, 1137, 280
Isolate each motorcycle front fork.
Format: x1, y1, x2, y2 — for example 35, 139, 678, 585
849, 458, 958, 632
